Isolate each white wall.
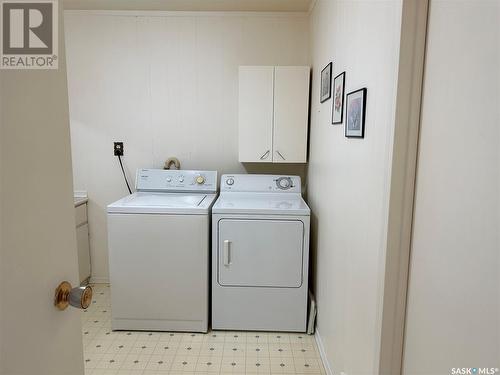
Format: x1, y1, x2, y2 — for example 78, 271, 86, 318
308, 1, 403, 374
403, 1, 500, 373
64, 11, 310, 282
63, 0, 313, 12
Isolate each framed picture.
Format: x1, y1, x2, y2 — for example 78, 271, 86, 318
345, 88, 367, 138
332, 71, 345, 124
320, 62, 332, 103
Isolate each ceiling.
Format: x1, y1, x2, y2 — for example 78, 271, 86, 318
63, 0, 314, 12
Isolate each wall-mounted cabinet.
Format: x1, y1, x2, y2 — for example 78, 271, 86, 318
238, 66, 310, 163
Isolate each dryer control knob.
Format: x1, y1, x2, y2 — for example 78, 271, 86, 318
179, 176, 184, 183
276, 177, 292, 190
196, 176, 205, 185
226, 178, 234, 186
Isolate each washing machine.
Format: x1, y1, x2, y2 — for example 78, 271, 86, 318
211, 174, 310, 332
107, 169, 217, 332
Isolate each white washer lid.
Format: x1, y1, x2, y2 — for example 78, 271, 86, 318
107, 192, 217, 214
212, 192, 310, 216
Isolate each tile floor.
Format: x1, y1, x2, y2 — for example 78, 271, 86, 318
82, 284, 325, 375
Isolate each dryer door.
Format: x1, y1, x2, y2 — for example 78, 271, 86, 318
217, 219, 304, 288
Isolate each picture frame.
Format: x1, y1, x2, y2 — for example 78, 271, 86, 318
332, 71, 346, 124
320, 62, 332, 103
345, 88, 367, 138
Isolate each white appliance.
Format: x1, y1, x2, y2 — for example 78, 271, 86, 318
212, 174, 310, 332
107, 169, 217, 332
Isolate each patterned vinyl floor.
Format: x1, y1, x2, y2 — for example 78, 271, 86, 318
82, 284, 325, 375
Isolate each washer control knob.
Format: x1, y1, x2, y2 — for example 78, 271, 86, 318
166, 177, 172, 182
196, 175, 205, 185
226, 178, 234, 186
178, 176, 184, 183
276, 177, 293, 190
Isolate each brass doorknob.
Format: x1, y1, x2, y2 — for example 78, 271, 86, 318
54, 281, 93, 310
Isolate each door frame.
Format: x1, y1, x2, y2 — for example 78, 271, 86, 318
377, 0, 430, 374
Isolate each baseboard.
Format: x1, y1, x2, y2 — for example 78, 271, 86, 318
90, 276, 109, 284
315, 329, 334, 375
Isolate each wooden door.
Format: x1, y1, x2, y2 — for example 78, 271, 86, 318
0, 2, 85, 374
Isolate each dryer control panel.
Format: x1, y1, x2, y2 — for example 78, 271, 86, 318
220, 174, 301, 193
136, 169, 217, 193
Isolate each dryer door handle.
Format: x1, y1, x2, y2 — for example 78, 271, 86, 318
223, 240, 231, 266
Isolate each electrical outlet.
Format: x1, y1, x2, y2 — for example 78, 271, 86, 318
114, 142, 124, 156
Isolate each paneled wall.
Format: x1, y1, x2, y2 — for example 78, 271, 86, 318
64, 11, 309, 282
307, 1, 403, 374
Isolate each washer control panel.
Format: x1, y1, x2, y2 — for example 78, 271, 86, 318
136, 169, 217, 192
221, 174, 301, 193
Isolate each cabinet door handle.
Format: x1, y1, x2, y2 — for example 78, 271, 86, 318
276, 150, 286, 160
223, 240, 231, 266
260, 150, 270, 160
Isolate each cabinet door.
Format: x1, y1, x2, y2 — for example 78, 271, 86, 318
217, 219, 304, 288
273, 66, 310, 163
238, 66, 274, 162
76, 223, 91, 284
